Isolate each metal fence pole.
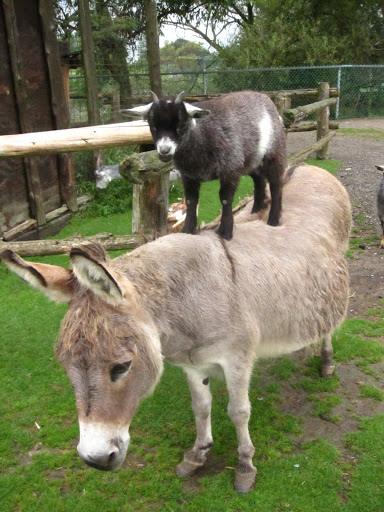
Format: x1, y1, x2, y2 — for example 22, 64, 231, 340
336, 66, 342, 120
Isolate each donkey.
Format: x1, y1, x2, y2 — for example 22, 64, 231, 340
2, 164, 351, 493
122, 91, 286, 240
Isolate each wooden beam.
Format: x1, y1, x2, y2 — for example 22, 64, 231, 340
287, 131, 337, 166
287, 121, 339, 132
282, 98, 337, 128
0, 234, 145, 257
0, 121, 152, 157
316, 82, 330, 160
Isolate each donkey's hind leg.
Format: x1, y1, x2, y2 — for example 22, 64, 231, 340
222, 358, 257, 493
176, 367, 213, 477
320, 334, 335, 378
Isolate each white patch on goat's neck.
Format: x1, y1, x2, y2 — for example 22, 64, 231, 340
156, 136, 178, 157
258, 112, 274, 159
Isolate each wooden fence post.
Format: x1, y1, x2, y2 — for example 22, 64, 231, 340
120, 151, 171, 236
78, 0, 103, 168
316, 82, 330, 160
274, 94, 291, 115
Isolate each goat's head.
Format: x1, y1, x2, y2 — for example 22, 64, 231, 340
122, 91, 211, 162
1, 243, 163, 471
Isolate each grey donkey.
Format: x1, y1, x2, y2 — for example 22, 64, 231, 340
2, 164, 351, 494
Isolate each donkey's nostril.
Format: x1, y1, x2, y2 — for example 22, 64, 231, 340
108, 451, 117, 463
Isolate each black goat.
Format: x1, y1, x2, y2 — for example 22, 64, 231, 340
123, 91, 286, 240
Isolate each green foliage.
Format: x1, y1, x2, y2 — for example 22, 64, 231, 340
360, 384, 384, 402
268, 357, 299, 380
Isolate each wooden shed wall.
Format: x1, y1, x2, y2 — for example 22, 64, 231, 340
0, 0, 77, 240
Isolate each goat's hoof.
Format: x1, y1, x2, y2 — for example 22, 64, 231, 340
234, 467, 257, 494
215, 228, 233, 241
175, 458, 203, 478
321, 364, 335, 378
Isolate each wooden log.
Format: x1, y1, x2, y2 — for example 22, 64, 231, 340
287, 131, 337, 166
2, 219, 37, 242
0, 234, 145, 257
282, 98, 337, 128
111, 88, 339, 106
0, 121, 152, 157
288, 121, 339, 132
316, 82, 330, 160
120, 151, 171, 236
274, 94, 291, 115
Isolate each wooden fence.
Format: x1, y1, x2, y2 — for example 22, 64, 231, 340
0, 83, 338, 253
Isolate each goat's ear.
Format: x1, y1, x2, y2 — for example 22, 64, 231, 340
1, 250, 73, 303
184, 102, 211, 119
121, 103, 153, 119
70, 243, 125, 306
375, 164, 384, 172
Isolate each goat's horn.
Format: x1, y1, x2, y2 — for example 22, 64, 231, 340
175, 91, 185, 103
149, 91, 160, 103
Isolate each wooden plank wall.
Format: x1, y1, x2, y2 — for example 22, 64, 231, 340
0, 0, 77, 240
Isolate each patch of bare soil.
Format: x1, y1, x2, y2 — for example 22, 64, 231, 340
287, 119, 384, 317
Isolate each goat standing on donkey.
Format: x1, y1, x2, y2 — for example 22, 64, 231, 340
123, 90, 286, 240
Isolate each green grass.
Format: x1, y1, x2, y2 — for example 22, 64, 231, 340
2, 157, 384, 510
359, 384, 384, 402
339, 128, 384, 140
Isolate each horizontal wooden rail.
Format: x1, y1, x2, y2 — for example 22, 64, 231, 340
282, 98, 338, 127
0, 121, 152, 157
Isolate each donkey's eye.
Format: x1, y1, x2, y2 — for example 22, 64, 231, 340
110, 361, 132, 382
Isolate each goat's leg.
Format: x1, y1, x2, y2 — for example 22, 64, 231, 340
217, 177, 240, 240
176, 368, 213, 477
181, 176, 200, 234
262, 157, 283, 226
320, 334, 335, 378
250, 173, 267, 213
380, 218, 384, 248
223, 360, 257, 493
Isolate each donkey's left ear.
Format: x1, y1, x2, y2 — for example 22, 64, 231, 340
1, 250, 73, 303
70, 244, 125, 306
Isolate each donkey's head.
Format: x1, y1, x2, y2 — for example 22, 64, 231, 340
121, 91, 211, 162
2, 243, 163, 471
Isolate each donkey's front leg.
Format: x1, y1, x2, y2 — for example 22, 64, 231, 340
223, 360, 257, 493
320, 334, 336, 378
176, 368, 213, 477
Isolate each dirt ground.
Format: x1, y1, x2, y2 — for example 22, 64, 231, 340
287, 119, 384, 318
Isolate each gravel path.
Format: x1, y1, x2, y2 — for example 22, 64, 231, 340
287, 119, 384, 317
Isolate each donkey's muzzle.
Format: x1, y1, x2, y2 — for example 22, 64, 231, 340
77, 421, 130, 471
79, 449, 121, 471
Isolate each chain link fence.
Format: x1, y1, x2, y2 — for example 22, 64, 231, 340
68, 65, 384, 127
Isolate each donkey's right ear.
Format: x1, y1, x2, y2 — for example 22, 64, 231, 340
120, 103, 153, 119
1, 250, 73, 303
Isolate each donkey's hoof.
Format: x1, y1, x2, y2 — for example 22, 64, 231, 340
234, 467, 257, 493
175, 459, 202, 478
321, 364, 335, 378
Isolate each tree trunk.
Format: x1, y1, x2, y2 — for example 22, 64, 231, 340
144, 0, 162, 96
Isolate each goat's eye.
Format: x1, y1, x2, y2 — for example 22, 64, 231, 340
110, 361, 132, 382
